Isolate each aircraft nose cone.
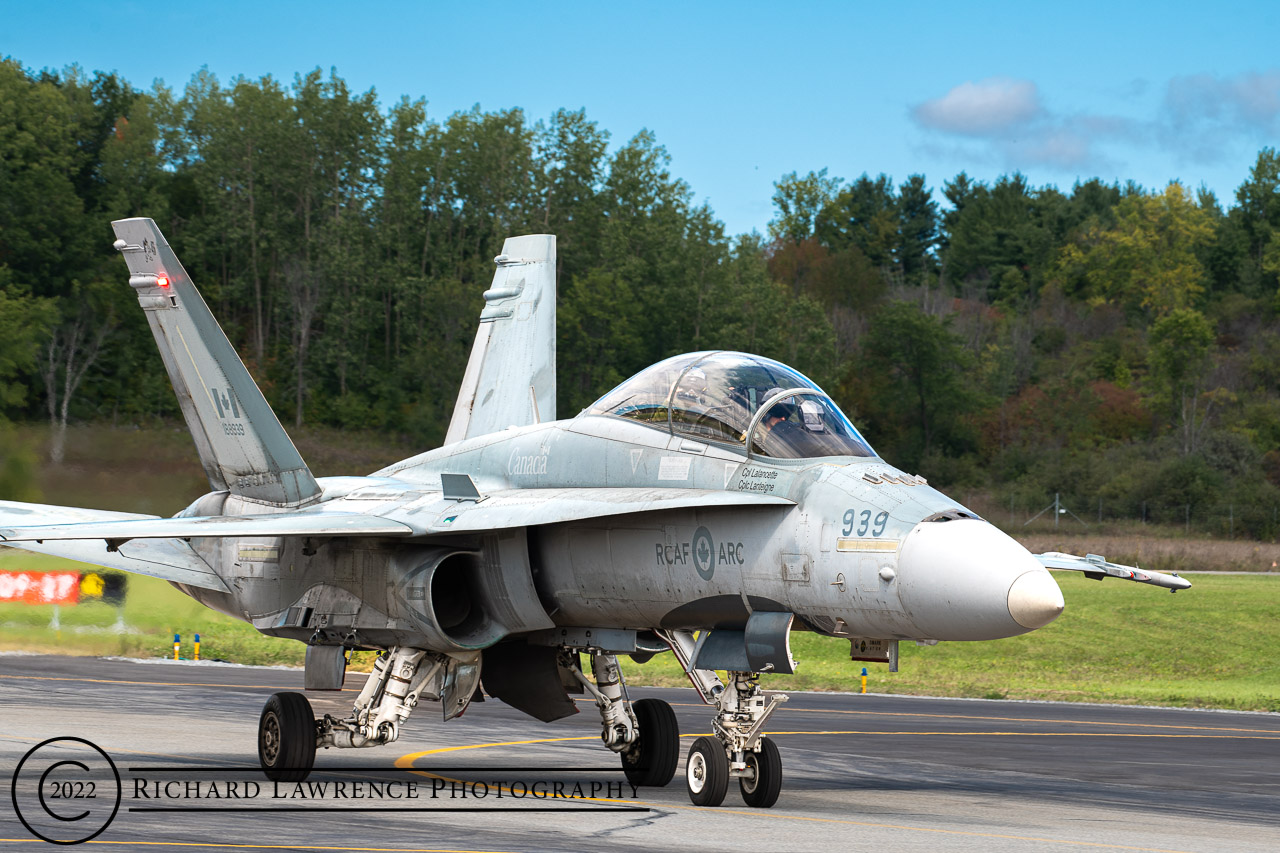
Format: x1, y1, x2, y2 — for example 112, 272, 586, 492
1007, 569, 1065, 629
897, 519, 1061, 640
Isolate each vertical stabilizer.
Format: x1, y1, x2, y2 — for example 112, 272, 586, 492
446, 235, 556, 444
111, 218, 320, 506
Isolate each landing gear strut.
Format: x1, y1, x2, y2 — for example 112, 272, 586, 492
661, 630, 788, 808
682, 671, 787, 807
256, 646, 480, 782
562, 650, 680, 787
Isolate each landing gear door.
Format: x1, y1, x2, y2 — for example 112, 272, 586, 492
441, 653, 482, 721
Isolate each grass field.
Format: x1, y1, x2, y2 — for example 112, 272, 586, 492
9, 422, 418, 517
3, 548, 1276, 711
621, 572, 1280, 712
0, 551, 305, 664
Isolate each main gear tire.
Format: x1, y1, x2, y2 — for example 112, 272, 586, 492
685, 736, 729, 807
258, 692, 316, 782
739, 737, 782, 808
621, 698, 680, 787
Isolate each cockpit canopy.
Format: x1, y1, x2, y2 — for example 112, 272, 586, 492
585, 351, 875, 459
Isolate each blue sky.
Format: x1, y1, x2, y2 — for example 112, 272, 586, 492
5, 1, 1279, 235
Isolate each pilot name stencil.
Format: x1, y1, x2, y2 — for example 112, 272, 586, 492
736, 465, 779, 494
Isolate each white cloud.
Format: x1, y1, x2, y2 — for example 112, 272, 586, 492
1014, 130, 1092, 170
911, 78, 1041, 136
1159, 70, 1280, 164
1164, 70, 1280, 130
911, 69, 1280, 178
911, 80, 1108, 171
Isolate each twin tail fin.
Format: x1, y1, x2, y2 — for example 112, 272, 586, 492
111, 218, 320, 506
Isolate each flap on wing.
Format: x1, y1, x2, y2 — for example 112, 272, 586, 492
395, 487, 795, 534
1036, 551, 1192, 591
0, 511, 414, 543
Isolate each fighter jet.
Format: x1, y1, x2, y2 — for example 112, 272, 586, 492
0, 219, 1189, 808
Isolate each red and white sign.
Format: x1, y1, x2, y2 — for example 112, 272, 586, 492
0, 571, 80, 605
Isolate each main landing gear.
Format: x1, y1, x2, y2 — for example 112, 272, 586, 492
258, 692, 316, 782
662, 630, 789, 808
257, 646, 480, 782
561, 651, 680, 788
255, 643, 682, 790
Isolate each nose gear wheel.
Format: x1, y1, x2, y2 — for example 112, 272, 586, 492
739, 736, 782, 807
686, 736, 729, 806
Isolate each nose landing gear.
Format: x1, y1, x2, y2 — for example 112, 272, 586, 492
686, 735, 729, 806
681, 671, 787, 807
738, 735, 782, 808
660, 630, 789, 808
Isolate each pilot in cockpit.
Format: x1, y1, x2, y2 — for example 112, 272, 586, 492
758, 389, 828, 457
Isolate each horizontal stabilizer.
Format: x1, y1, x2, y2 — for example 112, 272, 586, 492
0, 499, 152, 527
0, 500, 228, 591
2, 538, 229, 592
1037, 552, 1192, 591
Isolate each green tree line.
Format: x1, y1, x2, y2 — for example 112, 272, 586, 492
2, 59, 1280, 535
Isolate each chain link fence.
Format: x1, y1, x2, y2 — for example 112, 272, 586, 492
971, 493, 1280, 541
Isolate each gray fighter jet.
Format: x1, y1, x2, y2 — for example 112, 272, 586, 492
0, 219, 1189, 808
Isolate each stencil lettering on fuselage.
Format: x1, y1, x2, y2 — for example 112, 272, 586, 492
735, 465, 779, 494
655, 526, 745, 581
508, 447, 548, 476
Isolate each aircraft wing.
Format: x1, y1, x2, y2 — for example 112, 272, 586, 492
390, 487, 796, 534
1036, 551, 1192, 591
0, 489, 792, 550
0, 508, 414, 544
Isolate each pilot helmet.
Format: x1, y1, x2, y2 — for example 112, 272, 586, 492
762, 388, 797, 421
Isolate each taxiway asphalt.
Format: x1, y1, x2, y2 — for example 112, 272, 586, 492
1, 653, 1276, 852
